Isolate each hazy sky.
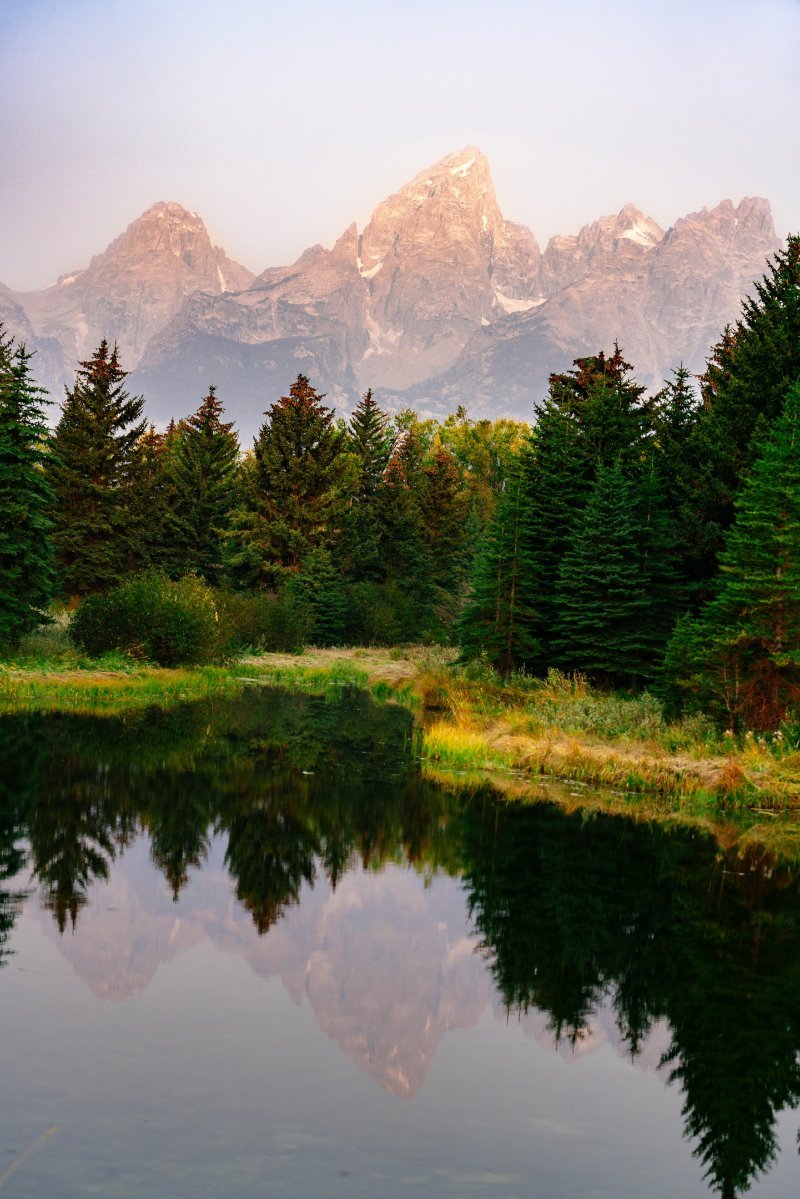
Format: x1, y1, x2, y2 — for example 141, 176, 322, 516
1, 0, 798, 290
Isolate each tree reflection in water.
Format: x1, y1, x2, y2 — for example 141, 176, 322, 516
2, 687, 800, 1196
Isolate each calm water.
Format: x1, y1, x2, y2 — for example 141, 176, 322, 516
2, 687, 800, 1198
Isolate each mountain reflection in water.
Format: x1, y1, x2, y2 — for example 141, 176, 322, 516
2, 686, 800, 1198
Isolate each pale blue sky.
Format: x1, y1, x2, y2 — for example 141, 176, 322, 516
1, 0, 798, 289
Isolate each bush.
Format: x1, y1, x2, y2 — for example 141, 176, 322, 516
215, 588, 312, 653
71, 572, 224, 666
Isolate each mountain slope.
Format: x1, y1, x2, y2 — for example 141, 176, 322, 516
5, 149, 782, 436
7, 202, 253, 395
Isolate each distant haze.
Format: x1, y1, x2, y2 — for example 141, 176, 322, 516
1, 0, 798, 290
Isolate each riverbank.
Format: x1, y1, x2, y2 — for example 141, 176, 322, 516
2, 642, 800, 852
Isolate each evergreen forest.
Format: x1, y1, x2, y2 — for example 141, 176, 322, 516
2, 235, 800, 733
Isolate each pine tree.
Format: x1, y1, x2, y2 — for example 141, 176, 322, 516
373, 429, 431, 611
692, 236, 800, 575
695, 382, 800, 729
515, 402, 589, 673
458, 458, 541, 675
0, 336, 56, 646
652, 365, 705, 589
548, 345, 650, 475
292, 547, 347, 646
341, 390, 391, 582
635, 449, 683, 660
500, 349, 651, 676
348, 389, 390, 497
168, 386, 239, 583
554, 464, 655, 686
47, 340, 145, 597
240, 375, 346, 572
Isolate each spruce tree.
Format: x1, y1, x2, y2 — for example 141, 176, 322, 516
458, 458, 541, 675
168, 386, 239, 583
341, 390, 391, 582
652, 365, 705, 589
515, 402, 589, 673
692, 236, 800, 576
0, 337, 56, 646
554, 464, 655, 686
505, 349, 651, 676
373, 429, 431, 616
47, 341, 145, 597
348, 389, 390, 498
548, 346, 650, 475
242, 375, 346, 571
694, 382, 800, 729
292, 547, 347, 646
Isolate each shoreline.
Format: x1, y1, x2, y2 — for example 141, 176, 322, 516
2, 646, 800, 859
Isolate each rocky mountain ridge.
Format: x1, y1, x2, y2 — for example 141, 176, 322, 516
2, 148, 781, 436
4, 201, 253, 393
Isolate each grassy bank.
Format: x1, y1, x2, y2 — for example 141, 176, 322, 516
414, 659, 800, 809
3, 632, 800, 842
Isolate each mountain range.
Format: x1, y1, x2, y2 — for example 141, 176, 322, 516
2, 147, 781, 439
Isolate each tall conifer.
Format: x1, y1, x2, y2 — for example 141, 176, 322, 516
168, 386, 239, 583
458, 459, 540, 675
342, 390, 391, 581
0, 336, 55, 645
554, 464, 654, 686
47, 341, 145, 596
694, 382, 800, 729
692, 236, 800, 577
241, 375, 346, 572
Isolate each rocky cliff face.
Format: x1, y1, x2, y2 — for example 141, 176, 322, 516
5, 150, 782, 435
401, 194, 780, 419
131, 147, 544, 429
6, 202, 253, 395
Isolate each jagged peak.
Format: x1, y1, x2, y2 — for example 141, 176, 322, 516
670, 196, 776, 242
403, 145, 492, 191
135, 200, 206, 225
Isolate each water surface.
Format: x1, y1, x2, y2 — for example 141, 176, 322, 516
2, 687, 800, 1197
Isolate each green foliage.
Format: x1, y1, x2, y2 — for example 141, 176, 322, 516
348, 389, 391, 497
47, 340, 145, 597
167, 386, 240, 583
691, 237, 800, 579
555, 464, 658, 685
127, 425, 178, 574
458, 459, 542, 675
419, 443, 469, 602
438, 407, 528, 530
340, 390, 391, 582
660, 612, 707, 721
345, 580, 420, 645
70, 571, 224, 666
289, 548, 347, 647
215, 588, 311, 653
0, 334, 56, 648
652, 365, 706, 591
236, 374, 348, 571
690, 383, 800, 729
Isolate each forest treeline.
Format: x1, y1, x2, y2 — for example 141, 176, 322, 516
0, 236, 798, 730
